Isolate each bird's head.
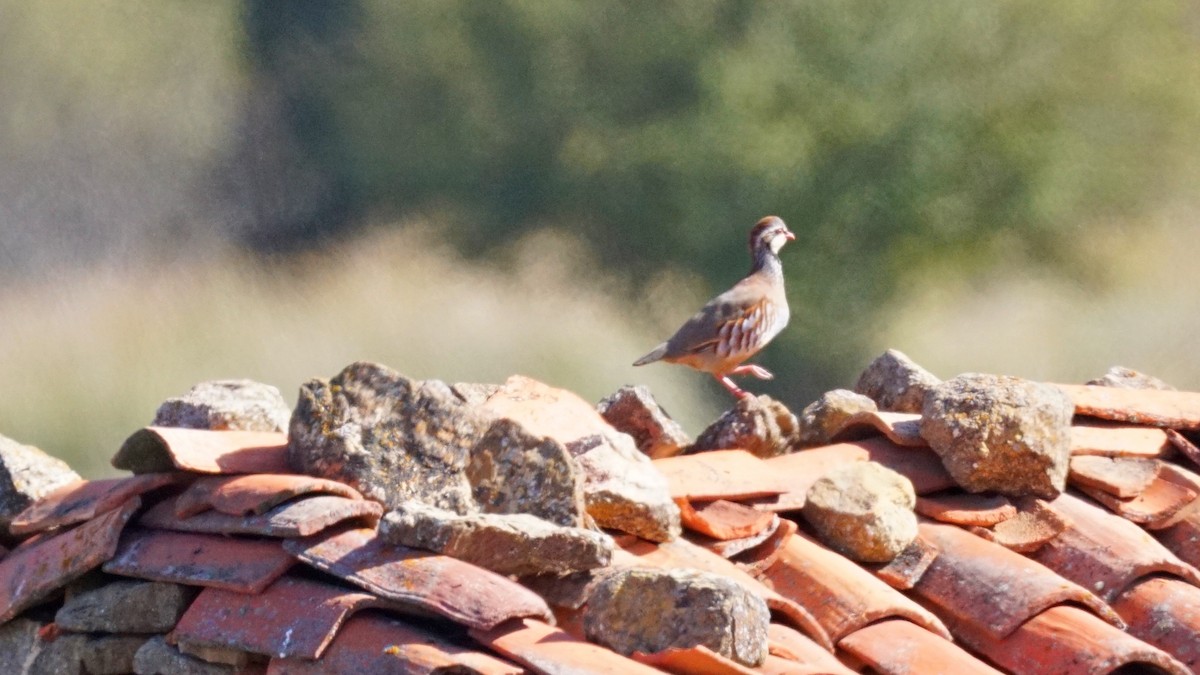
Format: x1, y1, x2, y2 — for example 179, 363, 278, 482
749, 216, 795, 256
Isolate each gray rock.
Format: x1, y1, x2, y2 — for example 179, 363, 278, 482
690, 395, 799, 458
596, 385, 691, 459
855, 349, 942, 413
920, 373, 1074, 499
1086, 366, 1175, 391
583, 567, 770, 667
450, 382, 502, 406
466, 419, 588, 528
0, 618, 47, 674
0, 434, 81, 531
288, 362, 487, 513
519, 570, 607, 610
55, 580, 195, 633
32, 633, 148, 675
134, 636, 236, 675
154, 379, 291, 432
380, 501, 612, 576
795, 389, 879, 447
566, 433, 681, 542
803, 462, 918, 563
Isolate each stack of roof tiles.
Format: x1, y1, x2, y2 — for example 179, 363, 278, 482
0, 363, 1198, 674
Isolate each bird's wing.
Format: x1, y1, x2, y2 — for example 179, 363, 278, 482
664, 279, 771, 358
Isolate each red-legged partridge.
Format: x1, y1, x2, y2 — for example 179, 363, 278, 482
634, 216, 794, 398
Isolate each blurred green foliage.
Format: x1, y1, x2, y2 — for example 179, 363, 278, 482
242, 0, 1200, 399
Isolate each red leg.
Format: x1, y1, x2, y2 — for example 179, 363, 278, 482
729, 364, 774, 380
714, 374, 753, 399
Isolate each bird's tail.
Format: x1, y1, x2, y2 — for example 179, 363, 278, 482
633, 343, 668, 367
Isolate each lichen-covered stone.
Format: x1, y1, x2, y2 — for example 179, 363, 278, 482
288, 362, 486, 513
450, 382, 502, 406
0, 618, 47, 673
55, 580, 194, 633
567, 432, 681, 542
134, 636, 237, 675
690, 395, 799, 458
596, 385, 691, 459
466, 419, 588, 528
154, 379, 291, 432
0, 433, 81, 530
920, 373, 1074, 499
1086, 366, 1175, 391
583, 567, 770, 667
380, 501, 612, 576
32, 633, 148, 675
795, 389, 879, 447
803, 462, 918, 563
855, 349, 942, 413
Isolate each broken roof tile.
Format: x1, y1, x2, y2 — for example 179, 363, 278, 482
687, 514, 780, 559
837, 619, 1003, 675
284, 527, 553, 630
113, 426, 289, 474
828, 410, 926, 447
1057, 384, 1200, 431
141, 493, 383, 538
0, 497, 139, 623
1076, 462, 1200, 528
954, 605, 1190, 675
871, 537, 938, 590
971, 499, 1070, 554
103, 528, 293, 593
914, 492, 1016, 527
1068, 455, 1161, 499
9, 472, 184, 536
173, 473, 363, 518
1157, 507, 1200, 569
730, 517, 796, 577
765, 624, 857, 675
676, 498, 777, 541
471, 618, 663, 675
1069, 423, 1172, 457
654, 449, 790, 501
268, 611, 522, 675
1030, 493, 1200, 603
1168, 428, 1200, 470
1111, 576, 1200, 671
912, 521, 1123, 640
763, 532, 949, 643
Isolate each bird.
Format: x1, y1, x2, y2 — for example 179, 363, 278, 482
633, 216, 794, 398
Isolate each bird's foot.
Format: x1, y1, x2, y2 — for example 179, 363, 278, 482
716, 375, 754, 399
729, 364, 774, 380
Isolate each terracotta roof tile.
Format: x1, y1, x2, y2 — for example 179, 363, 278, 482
1157, 507, 1200, 568
1076, 462, 1200, 527
732, 517, 796, 577
654, 449, 791, 501
173, 474, 363, 518
833, 410, 926, 446
953, 605, 1190, 675
914, 492, 1017, 527
0, 497, 139, 622
103, 528, 294, 593
911, 521, 1123, 640
1070, 423, 1173, 457
633, 645, 758, 674
1068, 455, 1161, 498
140, 493, 383, 538
747, 443, 870, 511
268, 611, 522, 675
284, 526, 554, 629
971, 499, 1069, 553
676, 498, 777, 541
858, 439, 957, 495
8, 472, 185, 536
837, 618, 1003, 675
1168, 428, 1200, 469
1058, 384, 1200, 430
471, 618, 664, 675
686, 513, 781, 559
113, 427, 290, 474
872, 536, 939, 590
1111, 576, 1200, 671
763, 532, 950, 643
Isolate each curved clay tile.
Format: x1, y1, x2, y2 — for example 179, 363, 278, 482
1157, 508, 1200, 569
953, 605, 1191, 675
837, 619, 1003, 675
763, 532, 950, 643
141, 493, 383, 538
971, 499, 1070, 554
912, 522, 1123, 640
1056, 384, 1200, 431
9, 473, 186, 536
471, 618, 663, 675
915, 492, 1017, 527
735, 518, 797, 577
172, 474, 364, 518
767, 624, 858, 675
1069, 423, 1173, 458
104, 528, 293, 594
1031, 493, 1200, 603
1068, 455, 1161, 498
750, 443, 870, 512
676, 498, 777, 541
1112, 576, 1200, 671
859, 440, 957, 495
634, 643, 856, 675
1167, 428, 1200, 469
653, 450, 791, 501
828, 411, 926, 447
113, 427, 290, 475
1076, 463, 1200, 528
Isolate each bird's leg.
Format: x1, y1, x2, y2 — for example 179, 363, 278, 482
729, 364, 774, 380
714, 374, 753, 399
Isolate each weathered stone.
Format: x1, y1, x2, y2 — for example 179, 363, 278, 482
1087, 366, 1175, 391
153, 379, 291, 432
32, 633, 147, 675
803, 462, 918, 563
288, 362, 487, 513
855, 349, 942, 413
596, 385, 691, 459
690, 395, 799, 458
0, 433, 81, 530
920, 374, 1074, 499
0, 617, 47, 673
380, 501, 612, 576
478, 375, 679, 540
467, 419, 588, 528
450, 382, 502, 406
795, 389, 879, 447
567, 433, 681, 542
583, 567, 770, 667
135, 636, 236, 675
519, 570, 606, 610
55, 580, 195, 633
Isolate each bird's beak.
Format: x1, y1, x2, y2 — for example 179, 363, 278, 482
784, 230, 796, 241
